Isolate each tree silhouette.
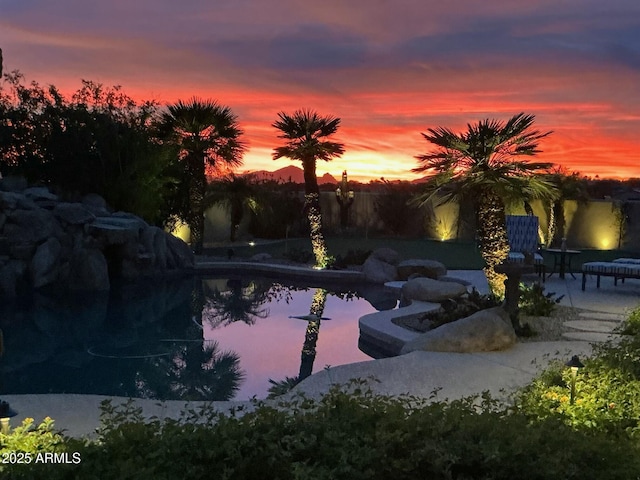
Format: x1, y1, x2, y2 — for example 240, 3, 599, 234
161, 98, 245, 253
273, 109, 344, 267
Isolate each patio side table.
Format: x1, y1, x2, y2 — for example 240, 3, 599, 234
545, 248, 581, 279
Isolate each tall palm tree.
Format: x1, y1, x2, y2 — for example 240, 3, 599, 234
161, 98, 245, 254
543, 168, 589, 247
413, 113, 556, 297
272, 109, 345, 268
204, 174, 262, 242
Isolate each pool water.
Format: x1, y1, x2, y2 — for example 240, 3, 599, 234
0, 275, 398, 401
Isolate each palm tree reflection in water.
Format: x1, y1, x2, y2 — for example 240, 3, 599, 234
267, 288, 328, 397
135, 337, 245, 401
298, 288, 328, 381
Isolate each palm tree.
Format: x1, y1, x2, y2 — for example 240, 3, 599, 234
161, 98, 245, 254
413, 113, 556, 297
272, 109, 345, 268
204, 174, 262, 242
543, 168, 589, 247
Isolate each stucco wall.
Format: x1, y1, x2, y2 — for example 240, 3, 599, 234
199, 191, 640, 251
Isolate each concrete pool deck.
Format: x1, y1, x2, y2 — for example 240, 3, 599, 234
3, 267, 639, 438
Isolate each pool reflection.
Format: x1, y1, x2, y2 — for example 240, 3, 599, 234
0, 276, 398, 401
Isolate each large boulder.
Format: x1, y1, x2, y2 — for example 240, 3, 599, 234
166, 232, 195, 269
68, 248, 110, 291
362, 257, 398, 283
397, 259, 447, 280
400, 307, 517, 354
30, 237, 62, 288
401, 277, 467, 303
5, 208, 60, 244
362, 248, 400, 283
81, 193, 110, 216
53, 203, 96, 225
370, 247, 400, 265
0, 260, 26, 297
0, 183, 196, 295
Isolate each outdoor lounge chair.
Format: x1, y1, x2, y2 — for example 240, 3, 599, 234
505, 214, 545, 280
582, 261, 640, 290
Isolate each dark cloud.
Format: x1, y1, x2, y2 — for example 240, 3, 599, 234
192, 24, 369, 71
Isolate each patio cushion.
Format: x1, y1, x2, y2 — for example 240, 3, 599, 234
583, 261, 640, 276
507, 252, 544, 265
612, 258, 640, 265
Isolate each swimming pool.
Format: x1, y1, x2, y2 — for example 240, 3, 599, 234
0, 275, 398, 401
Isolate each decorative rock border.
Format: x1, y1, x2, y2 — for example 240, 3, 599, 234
358, 300, 440, 356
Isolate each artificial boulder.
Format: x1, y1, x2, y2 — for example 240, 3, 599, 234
30, 237, 62, 288
363, 257, 398, 283
53, 203, 96, 225
400, 307, 517, 354
397, 259, 447, 280
370, 247, 400, 265
0, 181, 194, 296
362, 248, 400, 283
68, 248, 110, 291
401, 277, 467, 303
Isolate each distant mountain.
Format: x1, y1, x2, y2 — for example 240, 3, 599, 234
245, 165, 337, 184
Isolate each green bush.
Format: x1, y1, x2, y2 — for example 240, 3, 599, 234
5, 383, 640, 479
0, 417, 69, 476
619, 305, 640, 335
332, 249, 372, 269
515, 304, 640, 439
518, 282, 563, 316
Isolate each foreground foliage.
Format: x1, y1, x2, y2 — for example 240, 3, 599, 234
3, 380, 640, 479
517, 304, 640, 439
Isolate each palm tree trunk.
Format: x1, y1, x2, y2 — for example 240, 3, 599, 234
546, 203, 555, 247
552, 201, 564, 247
477, 189, 509, 298
302, 158, 329, 267
229, 201, 243, 242
186, 156, 207, 254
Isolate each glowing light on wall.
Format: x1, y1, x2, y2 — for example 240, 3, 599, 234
599, 237, 613, 250
169, 217, 191, 243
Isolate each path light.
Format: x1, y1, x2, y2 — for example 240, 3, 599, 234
565, 355, 585, 405
0, 400, 18, 434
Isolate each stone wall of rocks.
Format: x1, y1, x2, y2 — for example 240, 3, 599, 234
0, 178, 194, 296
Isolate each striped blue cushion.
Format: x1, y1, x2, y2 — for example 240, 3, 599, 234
582, 262, 640, 276
613, 258, 640, 265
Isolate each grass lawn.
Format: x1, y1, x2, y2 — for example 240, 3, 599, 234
205, 235, 639, 271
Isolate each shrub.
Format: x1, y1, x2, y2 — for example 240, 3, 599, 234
515, 304, 640, 440
332, 249, 372, 269
619, 305, 640, 335
5, 382, 640, 479
518, 282, 563, 316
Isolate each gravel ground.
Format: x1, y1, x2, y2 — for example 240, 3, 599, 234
518, 305, 582, 342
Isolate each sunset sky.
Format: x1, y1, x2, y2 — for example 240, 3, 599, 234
1, 0, 639, 182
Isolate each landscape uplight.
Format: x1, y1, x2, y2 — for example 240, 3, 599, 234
565, 355, 585, 405
0, 400, 18, 434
